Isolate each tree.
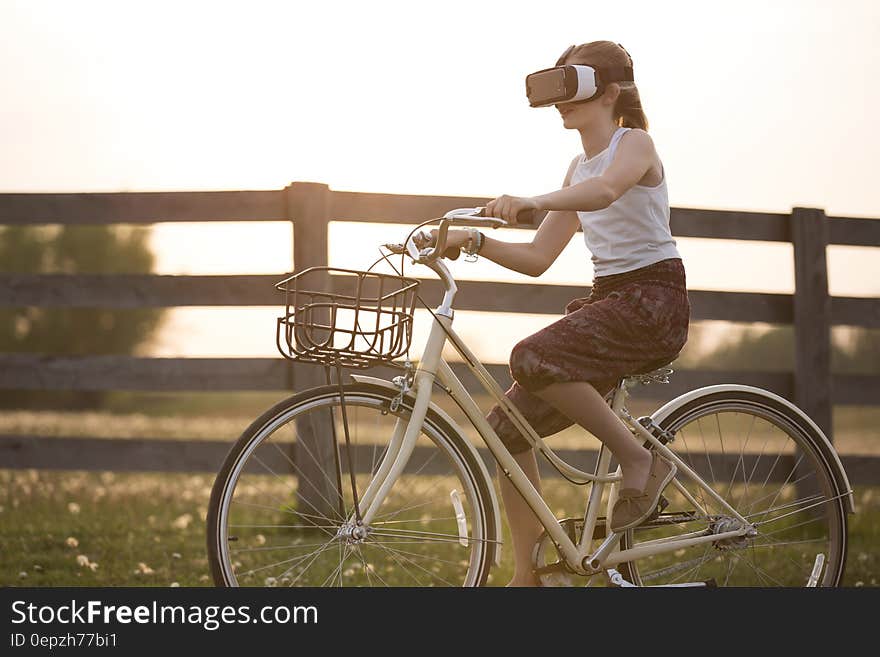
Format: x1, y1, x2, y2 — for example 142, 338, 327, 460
700, 324, 879, 374
0, 224, 165, 408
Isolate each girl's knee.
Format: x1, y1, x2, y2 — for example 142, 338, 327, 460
509, 338, 543, 389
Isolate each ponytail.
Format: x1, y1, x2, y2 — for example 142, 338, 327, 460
615, 86, 649, 130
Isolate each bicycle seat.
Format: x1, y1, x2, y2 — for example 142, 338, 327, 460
625, 353, 679, 377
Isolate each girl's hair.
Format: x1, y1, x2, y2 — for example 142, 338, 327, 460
560, 41, 648, 131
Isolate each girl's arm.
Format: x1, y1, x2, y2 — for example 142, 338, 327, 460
434, 156, 581, 277
533, 129, 657, 212
484, 129, 658, 221
478, 207, 579, 277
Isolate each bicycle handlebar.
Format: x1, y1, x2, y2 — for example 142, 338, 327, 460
384, 207, 539, 264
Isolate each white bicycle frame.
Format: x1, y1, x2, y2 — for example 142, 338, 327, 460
352, 210, 755, 575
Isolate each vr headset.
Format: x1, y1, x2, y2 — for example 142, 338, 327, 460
525, 44, 634, 108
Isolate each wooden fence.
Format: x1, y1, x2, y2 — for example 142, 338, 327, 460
0, 182, 878, 484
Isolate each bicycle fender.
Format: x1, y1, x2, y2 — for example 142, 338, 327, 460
349, 373, 505, 565
650, 384, 855, 514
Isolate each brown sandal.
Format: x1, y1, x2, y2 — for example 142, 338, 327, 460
610, 452, 676, 532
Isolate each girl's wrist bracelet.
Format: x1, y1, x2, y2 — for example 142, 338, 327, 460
474, 230, 484, 253
463, 228, 481, 256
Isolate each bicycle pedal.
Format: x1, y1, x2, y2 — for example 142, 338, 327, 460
646, 495, 669, 522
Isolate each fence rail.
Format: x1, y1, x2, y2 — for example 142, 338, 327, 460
1, 182, 878, 482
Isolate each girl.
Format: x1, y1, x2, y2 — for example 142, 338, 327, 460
432, 41, 690, 586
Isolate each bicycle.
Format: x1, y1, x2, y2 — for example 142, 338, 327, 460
207, 207, 855, 587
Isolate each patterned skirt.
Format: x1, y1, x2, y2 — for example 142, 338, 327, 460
485, 257, 690, 454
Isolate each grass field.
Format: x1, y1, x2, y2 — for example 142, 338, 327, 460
1, 468, 877, 587
1, 390, 877, 587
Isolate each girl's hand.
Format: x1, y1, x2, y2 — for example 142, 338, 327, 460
414, 228, 470, 251
484, 195, 539, 224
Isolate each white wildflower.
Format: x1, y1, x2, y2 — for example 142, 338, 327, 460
171, 513, 193, 530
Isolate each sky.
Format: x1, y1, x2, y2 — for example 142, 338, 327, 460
1, 0, 877, 359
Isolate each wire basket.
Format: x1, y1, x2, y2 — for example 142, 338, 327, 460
275, 266, 420, 369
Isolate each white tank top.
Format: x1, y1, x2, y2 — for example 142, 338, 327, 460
568, 126, 681, 277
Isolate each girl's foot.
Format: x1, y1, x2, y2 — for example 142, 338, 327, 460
621, 447, 653, 491
611, 452, 677, 532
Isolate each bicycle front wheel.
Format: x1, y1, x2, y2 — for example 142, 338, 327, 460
207, 382, 497, 587
618, 389, 850, 587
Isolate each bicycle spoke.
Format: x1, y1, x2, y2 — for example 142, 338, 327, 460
637, 549, 716, 583
724, 412, 754, 506
288, 419, 348, 520
743, 415, 775, 505
753, 481, 843, 528
364, 541, 467, 566
735, 412, 757, 510
251, 451, 344, 526
696, 416, 716, 486
757, 514, 828, 540
676, 425, 708, 512
669, 545, 713, 585
743, 474, 819, 519
620, 400, 846, 587
755, 451, 805, 525
371, 515, 459, 525
744, 492, 825, 522
229, 500, 336, 536
365, 531, 469, 546
369, 540, 456, 587
321, 544, 354, 587
722, 553, 739, 586
210, 391, 491, 587
367, 526, 491, 543
372, 453, 446, 523
365, 542, 427, 586
356, 547, 379, 586
287, 540, 340, 586
741, 546, 784, 586
748, 536, 828, 549
231, 541, 334, 554
714, 413, 727, 485
240, 538, 336, 578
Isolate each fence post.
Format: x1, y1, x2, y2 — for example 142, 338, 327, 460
791, 207, 833, 502
791, 207, 833, 441
285, 182, 342, 523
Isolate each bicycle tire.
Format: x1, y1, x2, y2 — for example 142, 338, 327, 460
617, 388, 849, 587
207, 382, 497, 587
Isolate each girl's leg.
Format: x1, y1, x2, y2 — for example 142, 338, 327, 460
495, 380, 654, 586
534, 380, 652, 491
498, 448, 543, 587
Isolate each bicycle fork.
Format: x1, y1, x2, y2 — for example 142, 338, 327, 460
353, 316, 452, 526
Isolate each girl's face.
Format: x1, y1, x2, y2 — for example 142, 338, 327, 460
554, 82, 619, 131
555, 99, 595, 130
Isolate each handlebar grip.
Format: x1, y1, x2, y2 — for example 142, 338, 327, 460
444, 247, 461, 260
476, 206, 539, 225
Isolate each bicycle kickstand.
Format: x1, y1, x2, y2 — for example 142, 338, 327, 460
605, 568, 636, 587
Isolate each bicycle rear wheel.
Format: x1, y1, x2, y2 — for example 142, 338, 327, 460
207, 382, 497, 586
618, 389, 850, 587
